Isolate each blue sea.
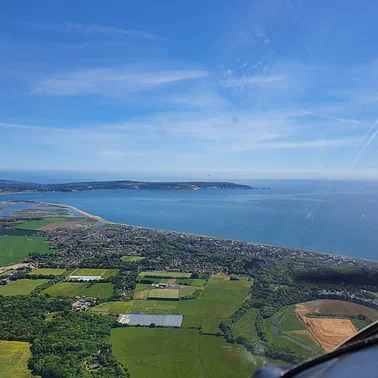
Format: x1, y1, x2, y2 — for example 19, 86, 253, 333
1, 176, 378, 260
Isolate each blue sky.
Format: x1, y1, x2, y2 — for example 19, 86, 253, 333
1, 0, 378, 179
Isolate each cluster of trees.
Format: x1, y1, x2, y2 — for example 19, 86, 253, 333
295, 266, 378, 287
3, 218, 378, 375
0, 296, 129, 378
0, 227, 37, 236
181, 289, 202, 300
255, 313, 267, 342
219, 302, 303, 365
245, 257, 378, 318
235, 335, 302, 365
29, 312, 129, 378
111, 269, 138, 301
0, 296, 70, 341
217, 256, 378, 365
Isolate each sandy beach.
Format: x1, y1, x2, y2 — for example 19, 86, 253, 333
0, 200, 111, 224
48, 203, 111, 223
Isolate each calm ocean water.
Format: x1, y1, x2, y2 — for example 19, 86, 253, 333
1, 179, 378, 260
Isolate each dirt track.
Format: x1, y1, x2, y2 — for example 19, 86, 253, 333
299, 315, 357, 352
0, 262, 31, 274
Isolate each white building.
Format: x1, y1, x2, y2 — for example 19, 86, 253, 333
68, 275, 102, 281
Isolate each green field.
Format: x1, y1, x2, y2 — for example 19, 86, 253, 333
200, 277, 252, 304
139, 271, 192, 278
0, 235, 58, 266
148, 288, 180, 299
121, 256, 145, 262
264, 307, 321, 358
177, 278, 207, 286
70, 268, 119, 279
28, 268, 66, 276
137, 277, 207, 286
179, 286, 200, 297
210, 273, 229, 280
111, 328, 274, 378
40, 282, 113, 298
232, 308, 259, 341
284, 330, 321, 349
134, 283, 151, 293
89, 301, 134, 314
0, 229, 37, 236
182, 316, 202, 328
0, 340, 33, 378
278, 313, 307, 332
135, 283, 203, 300
352, 317, 371, 330
130, 277, 252, 334
0, 279, 48, 296
0, 270, 15, 276
15, 217, 65, 230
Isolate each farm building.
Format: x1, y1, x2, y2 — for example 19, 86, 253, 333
118, 313, 183, 327
68, 275, 102, 281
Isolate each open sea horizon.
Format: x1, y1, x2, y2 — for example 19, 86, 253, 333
1, 172, 378, 260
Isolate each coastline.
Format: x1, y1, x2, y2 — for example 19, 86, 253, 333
0, 199, 110, 224
48, 202, 111, 224
0, 190, 34, 196
1, 198, 376, 263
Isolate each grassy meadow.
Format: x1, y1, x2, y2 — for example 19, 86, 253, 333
148, 288, 180, 299
0, 279, 48, 296
15, 218, 65, 230
139, 271, 192, 278
111, 328, 272, 378
263, 307, 322, 358
0, 235, 57, 266
89, 301, 134, 314
232, 308, 259, 341
121, 256, 145, 262
352, 317, 371, 330
70, 268, 119, 279
0, 340, 33, 378
130, 276, 252, 334
278, 313, 307, 332
40, 282, 113, 298
28, 268, 66, 276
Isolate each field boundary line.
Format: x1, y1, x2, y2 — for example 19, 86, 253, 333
2, 239, 17, 260
198, 332, 212, 378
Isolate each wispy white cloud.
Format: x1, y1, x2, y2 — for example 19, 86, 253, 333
231, 137, 363, 152
0, 121, 120, 142
103, 109, 366, 156
220, 75, 287, 88
299, 111, 361, 125
25, 22, 169, 42
350, 120, 378, 167
0, 122, 45, 131
33, 67, 209, 96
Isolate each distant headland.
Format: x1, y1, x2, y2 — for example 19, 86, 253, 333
0, 178, 268, 194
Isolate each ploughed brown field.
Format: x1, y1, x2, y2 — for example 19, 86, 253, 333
134, 290, 149, 300
296, 299, 378, 320
295, 299, 378, 352
38, 219, 85, 230
299, 316, 357, 352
